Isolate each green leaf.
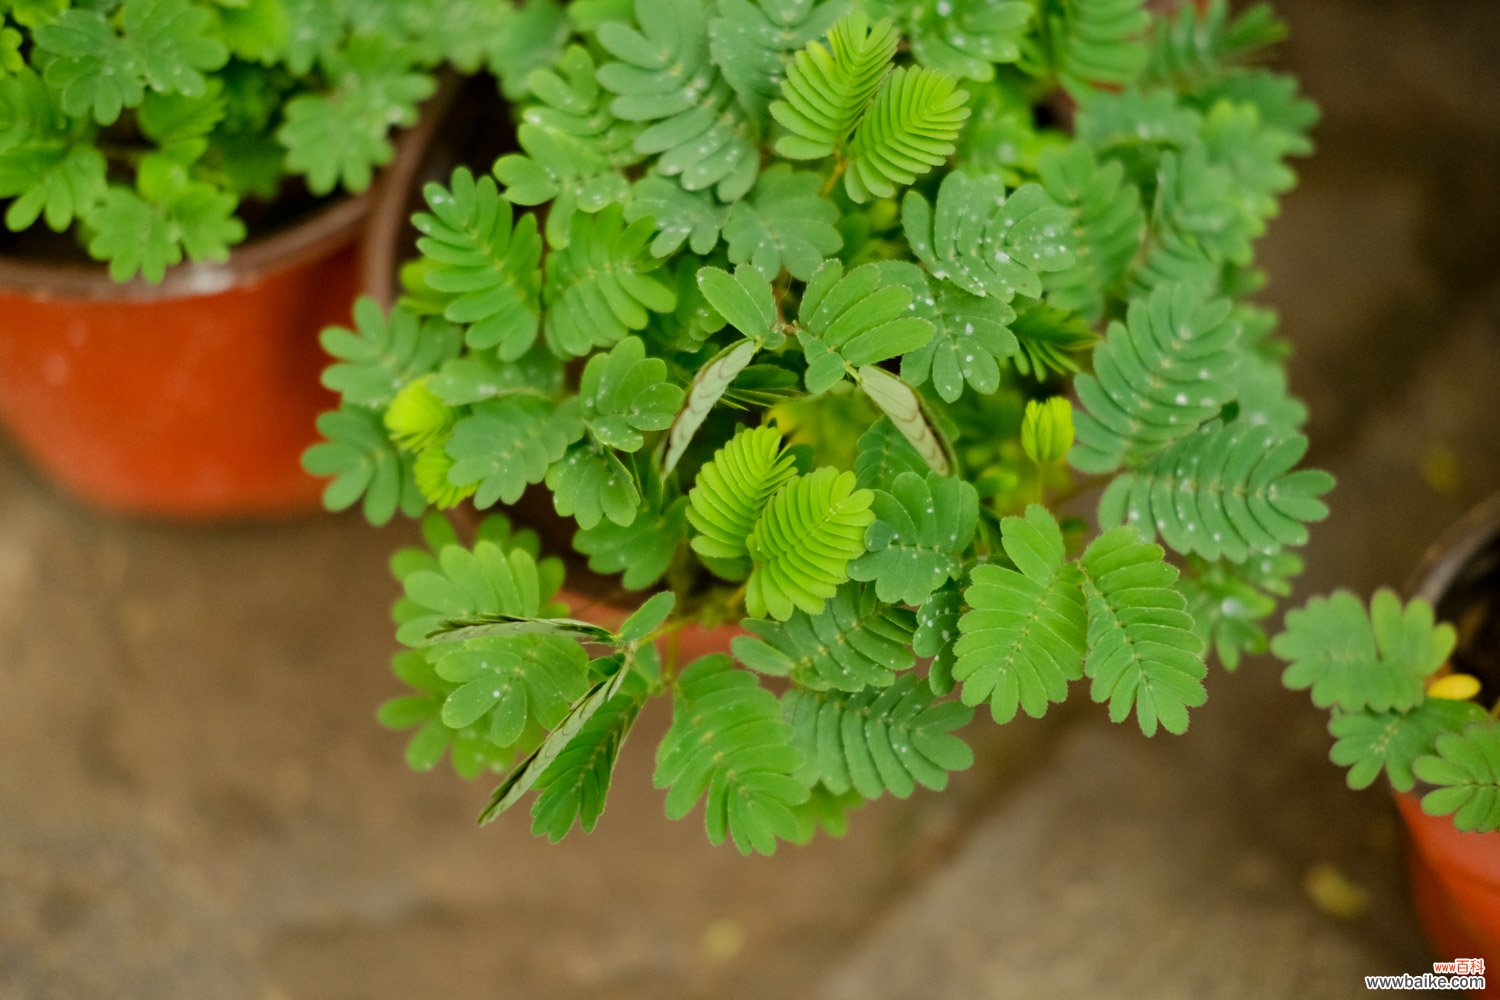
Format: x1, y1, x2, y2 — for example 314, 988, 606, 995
1026, 0, 1148, 87
696, 263, 779, 341
902, 171, 1075, 302
302, 407, 418, 526
746, 466, 875, 621
414, 167, 544, 359
530, 671, 649, 840
856, 366, 951, 477
1009, 302, 1098, 380
1146, 0, 1287, 87
319, 298, 462, 409
544, 205, 677, 357
396, 539, 566, 647
87, 182, 244, 283
654, 654, 808, 855
1079, 526, 1207, 736
1331, 699, 1486, 794
687, 425, 799, 579
723, 164, 842, 281
279, 36, 433, 195
597, 0, 759, 199
575, 497, 689, 590
849, 472, 979, 606
887, 262, 1019, 404
426, 348, 564, 407
446, 398, 581, 509
1097, 422, 1334, 562
546, 441, 642, 530
1037, 141, 1145, 322
662, 339, 761, 476
896, 0, 1033, 81
843, 66, 971, 203
494, 45, 638, 247
481, 663, 634, 824
435, 634, 590, 746
915, 581, 963, 695
797, 259, 934, 390
784, 676, 974, 799
708, 0, 847, 128
770, 9, 897, 159
733, 582, 916, 691
618, 591, 678, 642
1176, 551, 1301, 670
1071, 283, 1243, 473
627, 172, 728, 257
955, 505, 1087, 722
578, 336, 684, 452
854, 416, 928, 491
1415, 726, 1500, 833
1273, 589, 1453, 714
35, 7, 142, 125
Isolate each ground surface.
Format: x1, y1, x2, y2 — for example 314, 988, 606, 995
4, 3, 1500, 998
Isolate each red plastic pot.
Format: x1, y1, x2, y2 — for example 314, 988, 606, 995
1401, 494, 1500, 992
0, 194, 368, 518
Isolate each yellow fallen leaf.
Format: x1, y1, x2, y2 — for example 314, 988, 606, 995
1428, 673, 1482, 701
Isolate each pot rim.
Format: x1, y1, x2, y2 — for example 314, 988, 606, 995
0, 189, 373, 304
1406, 493, 1500, 605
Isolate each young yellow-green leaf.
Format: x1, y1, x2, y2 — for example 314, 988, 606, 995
770, 10, 898, 159
1020, 397, 1074, 466
849, 472, 979, 606
687, 425, 799, 579
746, 467, 875, 621
844, 66, 971, 203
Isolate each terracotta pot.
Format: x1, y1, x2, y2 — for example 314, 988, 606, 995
1400, 494, 1500, 990
0, 193, 376, 518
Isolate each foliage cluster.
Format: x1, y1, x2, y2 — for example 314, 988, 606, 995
308, 0, 1326, 852
0, 0, 568, 280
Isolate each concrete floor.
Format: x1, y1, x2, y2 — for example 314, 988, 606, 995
4, 2, 1500, 997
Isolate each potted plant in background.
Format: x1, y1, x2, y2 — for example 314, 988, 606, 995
308, 0, 1324, 853
0, 0, 565, 516
1273, 495, 1500, 984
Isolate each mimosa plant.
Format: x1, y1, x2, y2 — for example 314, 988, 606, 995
306, 0, 1327, 854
